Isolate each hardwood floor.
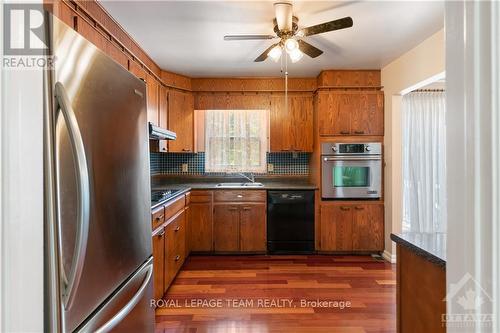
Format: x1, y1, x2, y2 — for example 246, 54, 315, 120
155, 255, 396, 333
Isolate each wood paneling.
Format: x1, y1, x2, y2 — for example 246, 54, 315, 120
397, 245, 446, 333
157, 255, 396, 332
194, 93, 271, 110
320, 204, 353, 251
352, 204, 384, 251
161, 70, 192, 91
318, 91, 384, 136
168, 90, 194, 152
192, 78, 317, 92
146, 73, 160, 125
317, 70, 381, 88
128, 60, 146, 81
240, 204, 266, 251
214, 190, 266, 203
270, 93, 313, 152
213, 205, 240, 252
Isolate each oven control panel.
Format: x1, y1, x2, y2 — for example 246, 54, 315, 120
321, 142, 382, 155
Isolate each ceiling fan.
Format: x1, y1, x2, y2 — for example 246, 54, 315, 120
223, 2, 353, 63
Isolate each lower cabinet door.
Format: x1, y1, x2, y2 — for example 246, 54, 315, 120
240, 204, 266, 251
164, 210, 186, 290
213, 205, 240, 252
189, 202, 213, 251
352, 204, 384, 251
152, 228, 165, 300
320, 204, 353, 251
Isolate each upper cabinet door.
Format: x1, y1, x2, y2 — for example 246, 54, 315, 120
290, 95, 313, 152
270, 94, 313, 152
351, 92, 384, 136
146, 74, 160, 126
270, 95, 291, 152
129, 60, 146, 81
318, 92, 353, 136
168, 90, 194, 152
318, 91, 384, 136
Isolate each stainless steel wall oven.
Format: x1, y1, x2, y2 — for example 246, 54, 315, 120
321, 142, 382, 199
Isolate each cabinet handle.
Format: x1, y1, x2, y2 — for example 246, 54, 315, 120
355, 206, 365, 210
182, 148, 191, 152
340, 131, 350, 135
354, 130, 365, 135
174, 255, 181, 261
174, 226, 181, 232
236, 195, 243, 198
228, 207, 238, 211
155, 214, 164, 221
242, 207, 251, 211
157, 229, 165, 237
340, 206, 351, 211
281, 148, 290, 152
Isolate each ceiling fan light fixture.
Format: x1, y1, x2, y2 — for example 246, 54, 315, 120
268, 45, 283, 62
289, 48, 303, 63
284, 38, 299, 53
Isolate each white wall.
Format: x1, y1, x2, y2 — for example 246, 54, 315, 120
381, 29, 445, 260
1, 0, 45, 331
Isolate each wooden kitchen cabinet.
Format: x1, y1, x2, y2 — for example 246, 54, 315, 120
152, 226, 165, 301
168, 90, 194, 152
318, 91, 383, 136
240, 204, 266, 251
320, 204, 353, 251
214, 205, 240, 251
270, 94, 313, 152
189, 191, 213, 252
213, 190, 266, 253
74, 15, 107, 52
165, 210, 186, 288
320, 203, 384, 252
146, 73, 160, 126
352, 204, 384, 251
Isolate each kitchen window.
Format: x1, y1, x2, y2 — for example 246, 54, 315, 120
205, 109, 268, 173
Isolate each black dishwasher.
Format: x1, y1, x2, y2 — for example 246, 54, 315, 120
267, 190, 315, 254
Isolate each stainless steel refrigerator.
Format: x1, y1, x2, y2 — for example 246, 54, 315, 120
44, 14, 154, 332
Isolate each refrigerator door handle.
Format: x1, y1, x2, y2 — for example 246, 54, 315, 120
54, 82, 90, 310
94, 263, 153, 333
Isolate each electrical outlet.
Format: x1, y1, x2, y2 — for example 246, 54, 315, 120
267, 163, 274, 172
181, 163, 188, 172
292, 152, 298, 159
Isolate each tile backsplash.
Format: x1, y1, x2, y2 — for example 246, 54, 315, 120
150, 152, 309, 176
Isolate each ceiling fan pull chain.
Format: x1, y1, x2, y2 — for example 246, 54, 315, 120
285, 54, 288, 116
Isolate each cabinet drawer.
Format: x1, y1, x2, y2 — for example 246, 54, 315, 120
214, 190, 266, 203
190, 190, 212, 203
164, 195, 185, 223
151, 206, 165, 230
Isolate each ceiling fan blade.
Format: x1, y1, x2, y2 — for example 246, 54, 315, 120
274, 2, 293, 31
224, 35, 276, 41
299, 16, 353, 37
254, 43, 280, 62
297, 40, 323, 58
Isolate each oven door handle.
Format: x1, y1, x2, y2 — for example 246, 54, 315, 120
323, 156, 381, 162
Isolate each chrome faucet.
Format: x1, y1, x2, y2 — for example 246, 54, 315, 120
238, 172, 255, 183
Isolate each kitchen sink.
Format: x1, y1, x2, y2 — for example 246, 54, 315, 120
216, 182, 264, 188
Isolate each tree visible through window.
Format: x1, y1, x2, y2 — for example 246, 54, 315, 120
205, 110, 268, 173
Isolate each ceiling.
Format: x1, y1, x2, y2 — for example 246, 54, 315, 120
100, 1, 444, 78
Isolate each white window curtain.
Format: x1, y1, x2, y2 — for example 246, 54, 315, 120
402, 91, 447, 233
205, 109, 268, 173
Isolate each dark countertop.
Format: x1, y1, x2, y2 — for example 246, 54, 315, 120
150, 187, 190, 210
391, 232, 446, 268
150, 175, 318, 191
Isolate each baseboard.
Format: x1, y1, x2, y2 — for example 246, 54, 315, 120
382, 250, 396, 263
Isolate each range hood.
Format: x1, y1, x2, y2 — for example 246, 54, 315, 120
149, 122, 176, 140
